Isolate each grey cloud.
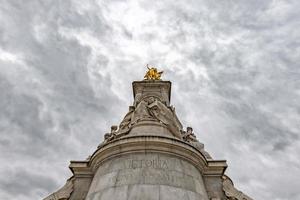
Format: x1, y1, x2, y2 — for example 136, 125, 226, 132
0, 0, 299, 200
0, 73, 56, 158
0, 169, 57, 198
222, 101, 298, 150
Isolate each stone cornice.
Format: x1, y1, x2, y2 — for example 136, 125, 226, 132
71, 135, 227, 177
69, 161, 92, 178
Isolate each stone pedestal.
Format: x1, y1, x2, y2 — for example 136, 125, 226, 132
86, 152, 208, 200
132, 81, 171, 106
69, 134, 227, 200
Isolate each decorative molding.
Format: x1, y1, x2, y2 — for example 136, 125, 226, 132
90, 135, 227, 176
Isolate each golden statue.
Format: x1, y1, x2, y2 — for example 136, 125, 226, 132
144, 64, 163, 80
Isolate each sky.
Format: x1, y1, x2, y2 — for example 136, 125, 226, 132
0, 0, 299, 199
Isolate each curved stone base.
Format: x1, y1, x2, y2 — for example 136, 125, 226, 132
87, 185, 206, 200
86, 153, 209, 200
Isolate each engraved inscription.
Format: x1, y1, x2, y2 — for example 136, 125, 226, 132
116, 169, 194, 187
88, 154, 207, 197
114, 159, 196, 192
128, 158, 168, 169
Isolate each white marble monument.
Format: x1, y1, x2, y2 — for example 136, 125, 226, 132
44, 67, 253, 200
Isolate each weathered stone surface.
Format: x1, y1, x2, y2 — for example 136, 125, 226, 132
85, 153, 209, 200
128, 121, 175, 138
132, 81, 171, 106
222, 175, 254, 200
203, 176, 224, 199
70, 177, 92, 200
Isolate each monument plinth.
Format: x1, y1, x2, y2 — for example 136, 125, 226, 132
44, 68, 253, 200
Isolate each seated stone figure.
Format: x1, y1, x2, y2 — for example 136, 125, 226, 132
182, 127, 212, 159
148, 98, 183, 139
98, 126, 118, 148
131, 97, 155, 124
117, 97, 157, 137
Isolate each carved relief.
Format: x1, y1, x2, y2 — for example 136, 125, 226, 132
131, 97, 156, 124
222, 175, 253, 200
98, 96, 184, 146
43, 177, 74, 200
98, 98, 214, 160
133, 87, 143, 107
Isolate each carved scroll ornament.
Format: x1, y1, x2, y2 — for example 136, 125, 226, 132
222, 175, 253, 200
43, 177, 74, 200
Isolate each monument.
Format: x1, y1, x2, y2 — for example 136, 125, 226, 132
44, 67, 253, 200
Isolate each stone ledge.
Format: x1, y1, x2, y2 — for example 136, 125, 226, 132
88, 135, 227, 176
69, 161, 93, 178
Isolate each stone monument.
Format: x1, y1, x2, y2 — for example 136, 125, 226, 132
44, 67, 253, 200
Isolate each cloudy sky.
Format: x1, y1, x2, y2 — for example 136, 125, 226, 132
0, 0, 300, 199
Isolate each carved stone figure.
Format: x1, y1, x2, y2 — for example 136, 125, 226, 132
43, 177, 74, 200
131, 99, 154, 124
182, 127, 212, 159
148, 99, 183, 139
222, 175, 253, 200
115, 96, 184, 139
183, 127, 203, 146
98, 126, 118, 148
117, 106, 135, 136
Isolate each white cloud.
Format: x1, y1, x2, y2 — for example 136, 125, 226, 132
0, 48, 24, 65
0, 0, 299, 199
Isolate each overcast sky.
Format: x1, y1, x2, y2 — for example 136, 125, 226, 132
0, 0, 300, 199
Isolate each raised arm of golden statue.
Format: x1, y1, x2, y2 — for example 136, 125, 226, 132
144, 64, 163, 80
